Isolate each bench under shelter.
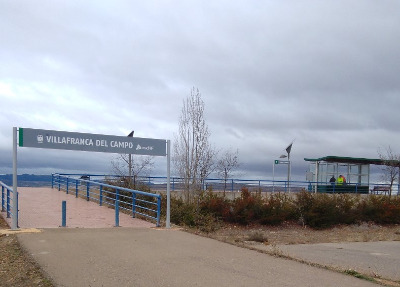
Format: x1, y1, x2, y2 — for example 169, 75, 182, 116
304, 156, 400, 194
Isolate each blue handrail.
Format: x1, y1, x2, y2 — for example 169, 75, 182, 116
52, 173, 400, 196
0, 181, 18, 226
52, 174, 162, 227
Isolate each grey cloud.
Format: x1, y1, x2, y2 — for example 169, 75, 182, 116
1, 0, 399, 181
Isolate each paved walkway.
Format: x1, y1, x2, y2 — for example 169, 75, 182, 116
3, 187, 398, 286
17, 228, 379, 287
2, 187, 154, 228
253, 241, 400, 282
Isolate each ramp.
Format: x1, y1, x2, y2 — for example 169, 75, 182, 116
1, 187, 154, 228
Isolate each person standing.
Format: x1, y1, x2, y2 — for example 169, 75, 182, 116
337, 175, 345, 185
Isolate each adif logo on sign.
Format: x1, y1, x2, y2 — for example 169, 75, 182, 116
37, 135, 44, 144
136, 144, 154, 151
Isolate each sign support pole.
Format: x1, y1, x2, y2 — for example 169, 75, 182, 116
272, 161, 275, 192
12, 127, 18, 230
166, 140, 171, 229
287, 154, 291, 193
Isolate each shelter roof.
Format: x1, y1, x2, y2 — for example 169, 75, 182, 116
304, 156, 388, 165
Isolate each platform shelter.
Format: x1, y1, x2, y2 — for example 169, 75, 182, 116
304, 156, 394, 193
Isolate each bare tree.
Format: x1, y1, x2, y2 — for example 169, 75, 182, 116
216, 148, 240, 196
173, 88, 216, 203
378, 146, 400, 199
111, 154, 154, 189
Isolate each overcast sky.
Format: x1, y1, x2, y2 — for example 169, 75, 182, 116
1, 0, 399, 181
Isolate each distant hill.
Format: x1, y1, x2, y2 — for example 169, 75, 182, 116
0, 174, 52, 187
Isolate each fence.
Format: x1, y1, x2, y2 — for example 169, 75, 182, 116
52, 174, 162, 227
0, 181, 18, 227
52, 173, 399, 195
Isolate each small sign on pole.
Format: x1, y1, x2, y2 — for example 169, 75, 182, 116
275, 160, 289, 165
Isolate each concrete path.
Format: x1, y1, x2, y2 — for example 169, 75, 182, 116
4, 187, 154, 228
17, 228, 379, 287
275, 241, 400, 281
4, 187, 397, 286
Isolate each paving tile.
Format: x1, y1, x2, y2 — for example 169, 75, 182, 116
2, 187, 154, 228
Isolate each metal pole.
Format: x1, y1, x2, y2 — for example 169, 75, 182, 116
127, 131, 134, 185
61, 201, 66, 227
128, 154, 132, 179
315, 161, 319, 193
115, 189, 120, 227
272, 162, 275, 192
287, 153, 291, 193
12, 127, 18, 230
166, 140, 171, 229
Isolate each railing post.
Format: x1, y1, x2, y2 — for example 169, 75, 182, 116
6, 188, 10, 218
58, 174, 61, 191
99, 185, 103, 206
115, 189, 119, 227
132, 192, 136, 218
1, 186, 4, 212
51, 174, 54, 189
86, 181, 90, 201
75, 180, 78, 198
156, 196, 161, 227
66, 177, 69, 194
61, 200, 66, 227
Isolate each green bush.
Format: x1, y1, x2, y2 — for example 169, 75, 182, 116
228, 187, 265, 225
199, 191, 231, 220
259, 192, 297, 225
295, 192, 360, 229
163, 188, 400, 230
357, 195, 400, 224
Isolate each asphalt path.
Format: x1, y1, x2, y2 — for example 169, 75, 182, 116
17, 228, 380, 287
275, 241, 400, 281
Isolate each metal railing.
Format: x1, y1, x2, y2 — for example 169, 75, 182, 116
52, 173, 400, 196
0, 181, 18, 226
52, 174, 162, 227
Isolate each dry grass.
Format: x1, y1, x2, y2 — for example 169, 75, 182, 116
199, 221, 400, 246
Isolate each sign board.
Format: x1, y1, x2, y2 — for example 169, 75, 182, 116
18, 128, 166, 156
274, 160, 289, 164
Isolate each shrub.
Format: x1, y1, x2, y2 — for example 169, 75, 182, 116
358, 195, 400, 224
228, 187, 265, 225
199, 191, 231, 220
259, 192, 297, 225
164, 188, 400, 230
295, 192, 359, 229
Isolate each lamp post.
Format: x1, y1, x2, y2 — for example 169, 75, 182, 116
127, 131, 134, 181
283, 143, 293, 192
286, 143, 293, 192
279, 154, 290, 192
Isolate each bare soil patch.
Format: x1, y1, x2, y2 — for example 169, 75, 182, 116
198, 222, 400, 246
